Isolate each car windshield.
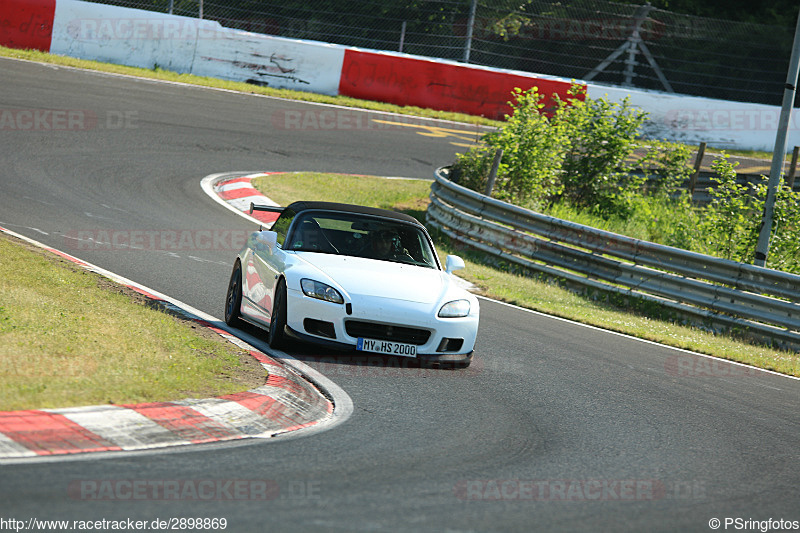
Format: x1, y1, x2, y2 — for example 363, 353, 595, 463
285, 211, 438, 269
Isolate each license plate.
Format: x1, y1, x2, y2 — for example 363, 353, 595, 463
356, 338, 417, 357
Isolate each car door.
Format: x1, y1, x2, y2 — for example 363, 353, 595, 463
241, 235, 270, 325
243, 209, 295, 325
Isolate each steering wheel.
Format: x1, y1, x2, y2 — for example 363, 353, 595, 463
343, 232, 368, 255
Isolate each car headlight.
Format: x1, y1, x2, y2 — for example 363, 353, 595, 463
438, 299, 470, 318
300, 279, 344, 304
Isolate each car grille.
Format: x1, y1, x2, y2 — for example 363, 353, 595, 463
344, 320, 431, 345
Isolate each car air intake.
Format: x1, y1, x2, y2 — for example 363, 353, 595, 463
304, 318, 336, 339
436, 338, 464, 352
344, 320, 430, 345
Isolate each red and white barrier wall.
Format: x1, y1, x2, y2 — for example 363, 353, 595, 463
0, 0, 55, 52
2, 0, 798, 151
338, 48, 577, 120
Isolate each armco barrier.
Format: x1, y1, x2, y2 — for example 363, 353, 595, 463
427, 167, 800, 350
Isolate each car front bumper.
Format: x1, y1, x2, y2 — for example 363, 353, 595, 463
284, 288, 479, 357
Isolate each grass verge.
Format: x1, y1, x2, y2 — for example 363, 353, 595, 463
0, 232, 267, 411
252, 172, 800, 377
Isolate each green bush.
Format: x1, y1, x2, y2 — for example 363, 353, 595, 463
465, 86, 568, 209
769, 185, 800, 274
692, 153, 800, 272
452, 84, 650, 217
699, 154, 762, 261
449, 143, 495, 193
555, 90, 648, 219
638, 140, 694, 199
450, 86, 800, 274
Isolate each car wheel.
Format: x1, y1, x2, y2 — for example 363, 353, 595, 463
224, 261, 243, 327
269, 279, 288, 349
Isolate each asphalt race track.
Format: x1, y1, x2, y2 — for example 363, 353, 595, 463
1, 57, 799, 532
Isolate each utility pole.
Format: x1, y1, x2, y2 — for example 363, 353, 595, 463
463, 0, 477, 63
754, 8, 800, 267
399, 21, 407, 53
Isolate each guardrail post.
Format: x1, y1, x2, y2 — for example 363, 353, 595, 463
688, 141, 706, 200
484, 148, 503, 197
786, 146, 799, 190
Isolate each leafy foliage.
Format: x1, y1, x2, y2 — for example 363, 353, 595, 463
453, 87, 568, 209
691, 154, 800, 273
453, 84, 651, 217
452, 87, 800, 273
483, 87, 568, 208
769, 186, 800, 273
555, 89, 648, 218
699, 155, 762, 261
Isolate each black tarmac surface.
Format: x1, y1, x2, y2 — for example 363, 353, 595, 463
1, 57, 799, 532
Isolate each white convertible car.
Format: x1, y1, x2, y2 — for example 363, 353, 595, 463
224, 201, 479, 367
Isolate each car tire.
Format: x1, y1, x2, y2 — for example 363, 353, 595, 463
269, 279, 288, 350
224, 261, 243, 327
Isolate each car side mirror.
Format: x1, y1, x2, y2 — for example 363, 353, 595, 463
445, 255, 465, 273
254, 230, 278, 253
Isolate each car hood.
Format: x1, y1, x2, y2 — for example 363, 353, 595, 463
295, 253, 454, 304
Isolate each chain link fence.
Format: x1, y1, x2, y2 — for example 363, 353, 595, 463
82, 0, 795, 106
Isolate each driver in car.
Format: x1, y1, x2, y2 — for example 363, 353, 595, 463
369, 229, 413, 262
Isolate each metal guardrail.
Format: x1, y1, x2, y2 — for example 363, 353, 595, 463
426, 167, 800, 350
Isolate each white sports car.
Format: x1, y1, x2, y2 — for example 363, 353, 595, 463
224, 201, 479, 367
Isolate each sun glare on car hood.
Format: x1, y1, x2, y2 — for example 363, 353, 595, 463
296, 253, 450, 304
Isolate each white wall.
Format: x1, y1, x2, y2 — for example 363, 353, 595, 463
50, 0, 345, 96
587, 83, 800, 152
51, 0, 199, 73
191, 28, 345, 95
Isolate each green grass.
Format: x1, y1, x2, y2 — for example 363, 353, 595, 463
720, 148, 790, 161
252, 172, 432, 214
252, 172, 800, 378
0, 234, 266, 411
